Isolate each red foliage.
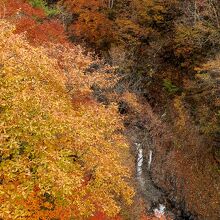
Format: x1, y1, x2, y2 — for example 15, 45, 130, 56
4, 0, 46, 18
15, 18, 67, 44
36, 20, 67, 44
3, 0, 68, 45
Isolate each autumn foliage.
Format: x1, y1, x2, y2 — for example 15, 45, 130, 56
0, 20, 134, 219
1, 0, 219, 219
1, 0, 67, 45
60, 0, 115, 48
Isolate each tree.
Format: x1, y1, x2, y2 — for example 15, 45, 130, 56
174, 0, 220, 66
0, 20, 134, 219
60, 0, 115, 48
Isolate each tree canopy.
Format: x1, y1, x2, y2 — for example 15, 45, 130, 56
0, 20, 134, 219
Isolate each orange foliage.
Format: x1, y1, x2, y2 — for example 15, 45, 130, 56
70, 11, 114, 46
0, 20, 134, 219
0, 1, 134, 219
20, 191, 72, 220
60, 0, 114, 47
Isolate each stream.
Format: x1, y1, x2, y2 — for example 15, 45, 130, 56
91, 83, 197, 220
135, 142, 167, 219
134, 138, 195, 220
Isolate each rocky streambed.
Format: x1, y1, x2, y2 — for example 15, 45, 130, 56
121, 99, 198, 220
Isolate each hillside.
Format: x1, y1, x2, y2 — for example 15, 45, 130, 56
0, 0, 219, 220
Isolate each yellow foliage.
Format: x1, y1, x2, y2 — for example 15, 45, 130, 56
0, 20, 134, 219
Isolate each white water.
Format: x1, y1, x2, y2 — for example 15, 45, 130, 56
135, 143, 166, 218
154, 204, 166, 218
148, 150, 153, 170
137, 146, 143, 175
135, 143, 145, 189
